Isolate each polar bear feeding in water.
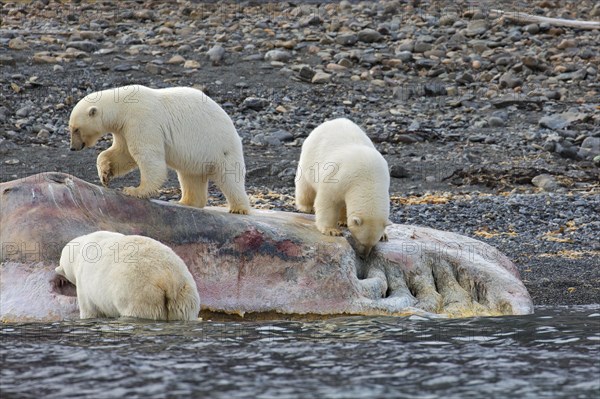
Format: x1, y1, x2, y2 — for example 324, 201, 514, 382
55, 231, 201, 321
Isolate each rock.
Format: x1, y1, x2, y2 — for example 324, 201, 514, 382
36, 129, 50, 140
593, 155, 600, 167
311, 71, 331, 84
531, 174, 559, 191
167, 55, 185, 64
413, 41, 433, 53
439, 14, 458, 26
66, 40, 98, 53
0, 173, 534, 321
397, 39, 414, 52
465, 20, 488, 37
456, 72, 474, 85
336, 33, 358, 46
183, 60, 200, 69
389, 164, 409, 178
275, 105, 287, 113
499, 72, 523, 89
396, 51, 413, 62
299, 14, 322, 26
242, 97, 270, 111
113, 64, 132, 72
539, 112, 588, 130
0, 55, 16, 66
555, 143, 579, 160
578, 137, 600, 160
299, 66, 316, 82
8, 38, 28, 50
423, 83, 447, 97
15, 106, 31, 117
557, 39, 577, 49
524, 24, 540, 34
488, 116, 505, 127
207, 45, 225, 65
357, 28, 382, 43
271, 130, 294, 142
265, 49, 291, 63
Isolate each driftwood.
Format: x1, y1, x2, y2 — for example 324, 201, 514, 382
491, 9, 600, 30
0, 173, 533, 322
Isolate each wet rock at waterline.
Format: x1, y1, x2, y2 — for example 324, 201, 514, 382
0, 173, 533, 321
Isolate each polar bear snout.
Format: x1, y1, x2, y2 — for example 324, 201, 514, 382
69, 130, 85, 151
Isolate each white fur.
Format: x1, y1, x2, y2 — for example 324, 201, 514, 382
68, 85, 250, 214
295, 118, 390, 257
55, 231, 201, 321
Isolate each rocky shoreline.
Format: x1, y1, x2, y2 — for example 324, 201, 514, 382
1, 0, 598, 306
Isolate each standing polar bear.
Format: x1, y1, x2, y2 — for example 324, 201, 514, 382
68, 85, 250, 214
295, 118, 391, 258
56, 231, 201, 321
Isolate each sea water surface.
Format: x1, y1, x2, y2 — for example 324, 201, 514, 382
1, 305, 598, 399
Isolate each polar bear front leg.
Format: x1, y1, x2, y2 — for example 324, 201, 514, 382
97, 140, 137, 187
177, 172, 208, 208
314, 193, 343, 236
295, 177, 316, 214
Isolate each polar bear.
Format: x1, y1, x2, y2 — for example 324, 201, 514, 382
55, 231, 201, 321
295, 118, 391, 258
68, 85, 250, 214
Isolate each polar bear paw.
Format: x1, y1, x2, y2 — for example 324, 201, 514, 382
123, 186, 152, 199
229, 207, 249, 215
380, 231, 388, 242
97, 159, 112, 187
297, 205, 315, 214
320, 227, 342, 236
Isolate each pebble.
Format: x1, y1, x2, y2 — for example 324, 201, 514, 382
183, 60, 200, 69
66, 40, 99, 53
531, 174, 559, 192
357, 29, 382, 43
312, 71, 331, 84
557, 39, 577, 49
389, 164, 409, 178
242, 97, 270, 111
36, 129, 50, 140
265, 50, 291, 63
167, 55, 185, 64
488, 116, 505, 127
336, 33, 358, 46
207, 45, 225, 65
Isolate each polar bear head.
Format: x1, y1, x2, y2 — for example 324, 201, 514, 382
348, 215, 390, 258
68, 91, 112, 151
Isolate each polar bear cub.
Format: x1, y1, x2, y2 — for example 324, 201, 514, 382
55, 231, 201, 321
295, 118, 391, 258
68, 85, 250, 214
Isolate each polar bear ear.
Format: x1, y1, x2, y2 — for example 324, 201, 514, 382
88, 106, 98, 117
350, 216, 362, 226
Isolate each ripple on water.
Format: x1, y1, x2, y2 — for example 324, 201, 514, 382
1, 306, 598, 399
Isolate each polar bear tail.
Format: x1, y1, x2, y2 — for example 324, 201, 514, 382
165, 282, 201, 321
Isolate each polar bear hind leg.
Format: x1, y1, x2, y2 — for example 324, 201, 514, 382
177, 171, 208, 208
213, 163, 250, 214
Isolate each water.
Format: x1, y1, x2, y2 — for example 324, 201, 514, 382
1, 306, 598, 399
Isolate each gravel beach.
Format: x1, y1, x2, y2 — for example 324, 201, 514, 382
1, 0, 598, 306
